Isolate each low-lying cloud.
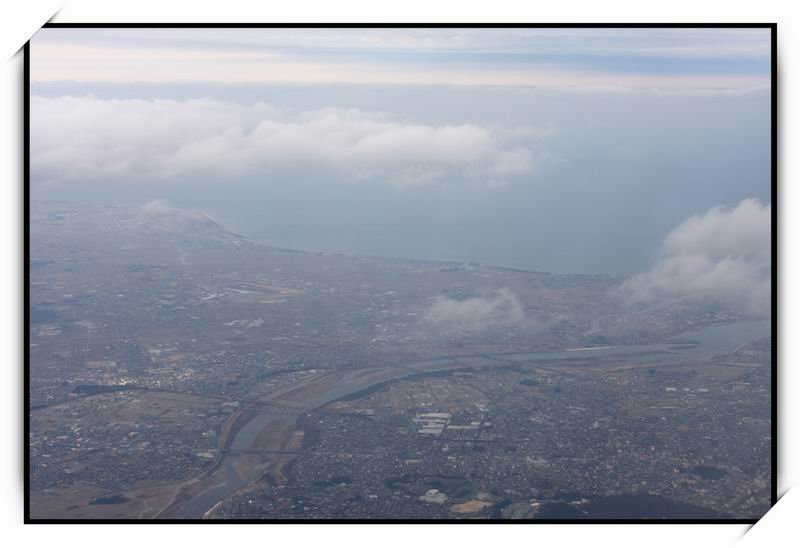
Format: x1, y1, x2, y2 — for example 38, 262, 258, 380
619, 198, 771, 315
423, 288, 525, 334
139, 199, 176, 216
31, 95, 540, 187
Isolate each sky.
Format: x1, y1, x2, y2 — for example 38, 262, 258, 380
30, 27, 772, 289
31, 27, 771, 89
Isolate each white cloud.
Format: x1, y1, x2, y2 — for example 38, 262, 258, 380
139, 199, 175, 216
31, 96, 539, 188
423, 288, 525, 334
619, 198, 771, 315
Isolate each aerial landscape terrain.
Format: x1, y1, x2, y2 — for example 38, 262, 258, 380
28, 200, 771, 520
27, 26, 773, 522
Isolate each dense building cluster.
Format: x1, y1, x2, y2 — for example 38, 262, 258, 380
28, 201, 771, 520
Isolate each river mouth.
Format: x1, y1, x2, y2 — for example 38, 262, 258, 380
508, 319, 770, 366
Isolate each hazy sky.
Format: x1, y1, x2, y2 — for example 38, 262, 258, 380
31, 27, 771, 89
30, 27, 772, 276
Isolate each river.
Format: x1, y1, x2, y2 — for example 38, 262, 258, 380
170, 318, 770, 518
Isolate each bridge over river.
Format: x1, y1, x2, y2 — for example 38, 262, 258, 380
154, 319, 768, 518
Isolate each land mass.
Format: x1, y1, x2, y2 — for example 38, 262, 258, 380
29, 201, 771, 520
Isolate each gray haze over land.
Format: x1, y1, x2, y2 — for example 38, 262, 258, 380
27, 28, 774, 521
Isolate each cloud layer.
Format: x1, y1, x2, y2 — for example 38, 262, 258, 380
31, 96, 537, 187
620, 198, 771, 315
423, 288, 525, 334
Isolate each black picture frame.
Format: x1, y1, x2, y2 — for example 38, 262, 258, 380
23, 22, 778, 524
